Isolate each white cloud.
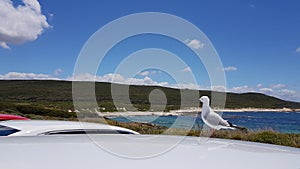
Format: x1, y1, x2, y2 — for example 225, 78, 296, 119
256, 84, 263, 88
229, 85, 255, 93
296, 47, 300, 53
181, 67, 192, 72
184, 39, 204, 49
227, 84, 300, 102
211, 85, 227, 92
223, 66, 237, 72
259, 88, 273, 94
0, 0, 50, 49
139, 71, 149, 76
0, 42, 10, 49
278, 89, 296, 95
23, 0, 41, 12
271, 84, 286, 89
175, 83, 201, 90
276, 89, 298, 101
0, 72, 58, 80
138, 70, 161, 76
69, 73, 169, 86
54, 68, 62, 76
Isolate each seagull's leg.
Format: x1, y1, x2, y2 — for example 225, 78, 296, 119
196, 118, 200, 130
196, 114, 201, 135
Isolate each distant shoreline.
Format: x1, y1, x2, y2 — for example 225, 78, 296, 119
95, 107, 300, 117
172, 107, 300, 113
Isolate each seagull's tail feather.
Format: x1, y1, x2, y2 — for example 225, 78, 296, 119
227, 121, 248, 132
227, 121, 234, 127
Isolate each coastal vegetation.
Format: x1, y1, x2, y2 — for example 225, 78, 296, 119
1, 110, 299, 148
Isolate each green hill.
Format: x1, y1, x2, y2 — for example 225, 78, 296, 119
0, 80, 300, 117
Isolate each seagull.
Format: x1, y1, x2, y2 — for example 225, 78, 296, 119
199, 96, 237, 130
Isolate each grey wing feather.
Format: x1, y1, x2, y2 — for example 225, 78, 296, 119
206, 110, 230, 127
218, 117, 230, 127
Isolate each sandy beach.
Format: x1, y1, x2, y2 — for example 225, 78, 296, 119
93, 107, 300, 117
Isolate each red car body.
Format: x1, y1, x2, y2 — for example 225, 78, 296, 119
0, 114, 29, 121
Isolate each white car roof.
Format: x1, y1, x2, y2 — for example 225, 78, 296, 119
0, 135, 299, 169
0, 120, 139, 136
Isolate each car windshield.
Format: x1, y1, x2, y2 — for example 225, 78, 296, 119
0, 125, 20, 136
40, 129, 136, 135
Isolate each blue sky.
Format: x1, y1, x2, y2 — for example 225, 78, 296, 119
0, 0, 300, 102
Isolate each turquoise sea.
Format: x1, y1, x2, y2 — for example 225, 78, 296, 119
109, 112, 300, 134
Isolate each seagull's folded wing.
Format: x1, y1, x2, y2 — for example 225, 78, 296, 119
205, 111, 230, 127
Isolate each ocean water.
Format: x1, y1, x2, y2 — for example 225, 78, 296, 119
109, 112, 300, 134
